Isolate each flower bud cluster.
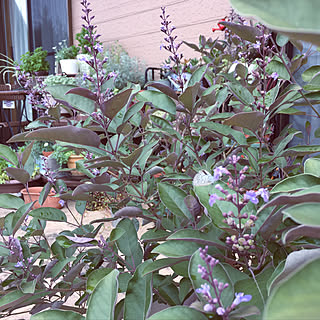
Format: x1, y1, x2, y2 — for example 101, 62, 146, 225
226, 233, 255, 253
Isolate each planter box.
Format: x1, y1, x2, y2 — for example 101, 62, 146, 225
0, 175, 43, 194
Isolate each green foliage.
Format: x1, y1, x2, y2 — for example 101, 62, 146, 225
1, 3, 320, 320
20, 47, 49, 73
55, 45, 80, 62
104, 42, 146, 89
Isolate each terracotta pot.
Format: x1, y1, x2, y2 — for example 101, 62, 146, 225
20, 186, 62, 209
42, 151, 53, 157
67, 155, 85, 176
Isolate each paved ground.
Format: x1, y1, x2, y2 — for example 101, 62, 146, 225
0, 201, 153, 319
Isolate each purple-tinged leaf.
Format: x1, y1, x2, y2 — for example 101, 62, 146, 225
184, 195, 201, 219
91, 174, 111, 184
72, 184, 115, 196
101, 89, 132, 119
25, 126, 101, 148
21, 141, 34, 166
268, 248, 320, 294
59, 192, 93, 201
113, 206, 143, 218
6, 132, 29, 143
66, 87, 97, 101
87, 160, 125, 169
179, 83, 200, 112
120, 146, 144, 167
145, 81, 179, 100
282, 225, 320, 244
63, 262, 86, 283
6, 167, 30, 184
224, 111, 264, 132
219, 21, 260, 43
260, 191, 320, 210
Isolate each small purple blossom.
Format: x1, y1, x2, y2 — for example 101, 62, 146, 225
213, 166, 230, 181
216, 307, 226, 315
244, 190, 259, 204
270, 72, 279, 80
204, 304, 215, 312
15, 261, 24, 268
257, 188, 269, 202
58, 199, 65, 207
253, 41, 261, 49
232, 292, 252, 307
209, 193, 219, 206
196, 283, 211, 296
94, 43, 103, 53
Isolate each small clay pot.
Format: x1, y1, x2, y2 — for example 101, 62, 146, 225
67, 154, 85, 176
42, 151, 53, 157
20, 186, 62, 209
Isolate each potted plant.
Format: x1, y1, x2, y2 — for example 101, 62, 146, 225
20, 47, 50, 76
67, 152, 85, 176
0, 144, 42, 194
54, 40, 80, 75
20, 186, 62, 209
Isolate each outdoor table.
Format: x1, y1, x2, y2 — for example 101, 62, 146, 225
0, 85, 29, 137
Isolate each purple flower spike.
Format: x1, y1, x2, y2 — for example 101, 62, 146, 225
209, 193, 219, 206
244, 190, 259, 204
232, 292, 252, 306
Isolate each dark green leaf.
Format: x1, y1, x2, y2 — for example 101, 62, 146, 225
158, 182, 191, 219
86, 269, 119, 320
147, 306, 207, 320
124, 260, 153, 320
0, 194, 25, 209
29, 207, 67, 222
31, 310, 84, 320
264, 257, 320, 319
137, 90, 176, 115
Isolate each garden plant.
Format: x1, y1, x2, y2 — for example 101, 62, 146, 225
1, 0, 320, 319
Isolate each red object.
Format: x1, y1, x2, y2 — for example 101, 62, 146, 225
212, 18, 226, 32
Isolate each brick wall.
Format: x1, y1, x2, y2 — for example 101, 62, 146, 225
71, 0, 231, 67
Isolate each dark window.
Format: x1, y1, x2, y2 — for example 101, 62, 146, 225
27, 0, 72, 73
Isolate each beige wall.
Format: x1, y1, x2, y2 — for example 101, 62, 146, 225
71, 0, 231, 67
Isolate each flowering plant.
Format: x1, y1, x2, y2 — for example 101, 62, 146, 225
1, 1, 320, 320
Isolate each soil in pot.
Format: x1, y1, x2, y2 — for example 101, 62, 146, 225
21, 186, 62, 209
